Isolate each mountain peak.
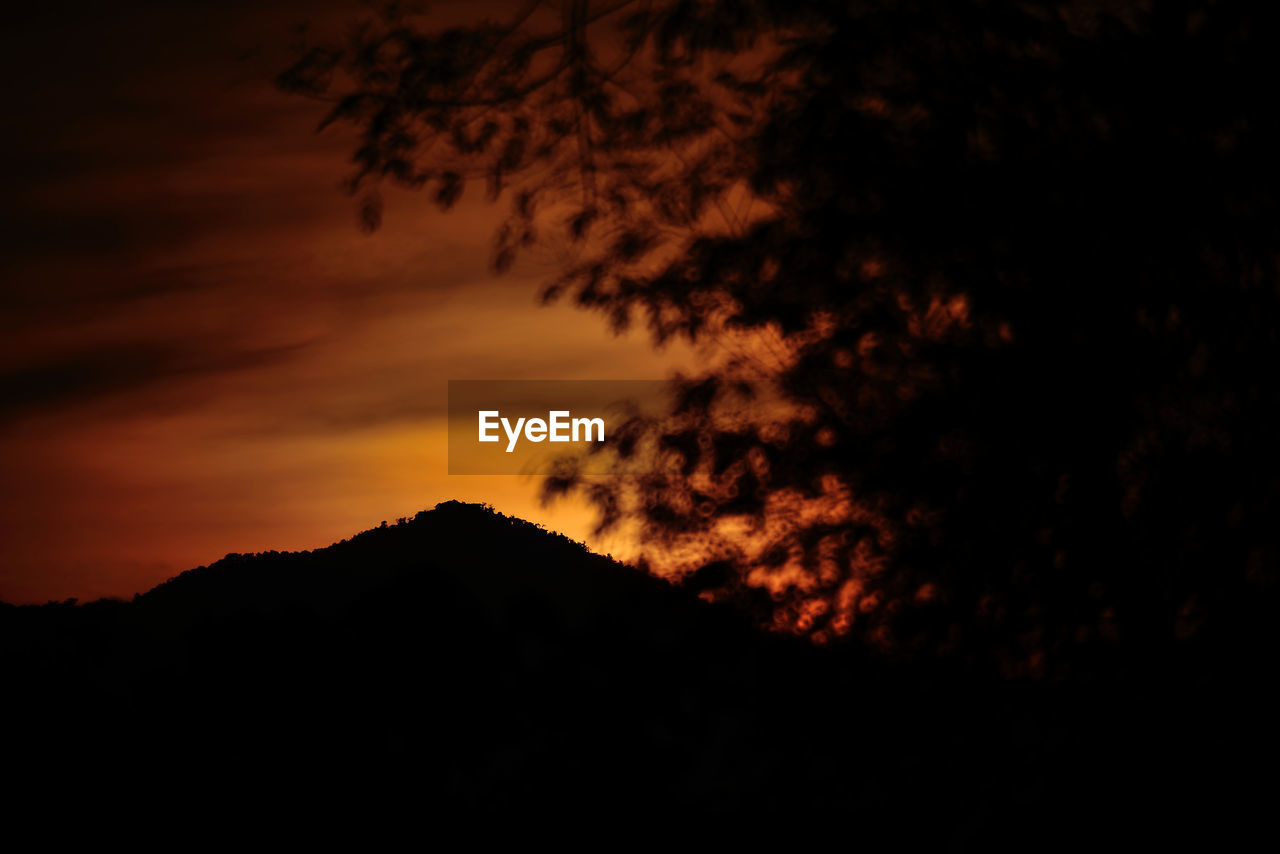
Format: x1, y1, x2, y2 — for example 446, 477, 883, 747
130, 500, 671, 630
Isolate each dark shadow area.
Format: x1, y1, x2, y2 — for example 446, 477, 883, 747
1, 502, 1273, 841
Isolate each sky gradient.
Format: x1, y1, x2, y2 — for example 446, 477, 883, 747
0, 0, 695, 603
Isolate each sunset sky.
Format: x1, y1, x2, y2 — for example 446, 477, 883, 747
0, 0, 697, 603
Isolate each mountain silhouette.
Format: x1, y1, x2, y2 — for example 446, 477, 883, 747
1, 502, 1272, 842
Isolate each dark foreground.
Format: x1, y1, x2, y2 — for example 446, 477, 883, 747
1, 502, 1273, 844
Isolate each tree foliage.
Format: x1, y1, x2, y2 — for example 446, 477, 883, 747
282, 0, 1280, 675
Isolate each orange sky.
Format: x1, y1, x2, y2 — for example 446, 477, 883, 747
0, 0, 697, 603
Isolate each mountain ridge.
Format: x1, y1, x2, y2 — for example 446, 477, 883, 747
0, 501, 1269, 842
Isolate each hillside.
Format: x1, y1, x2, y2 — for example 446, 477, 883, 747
0, 502, 1271, 841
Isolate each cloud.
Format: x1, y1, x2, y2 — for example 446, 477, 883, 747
0, 338, 315, 425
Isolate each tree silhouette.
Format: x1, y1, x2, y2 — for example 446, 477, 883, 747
281, 0, 1280, 675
